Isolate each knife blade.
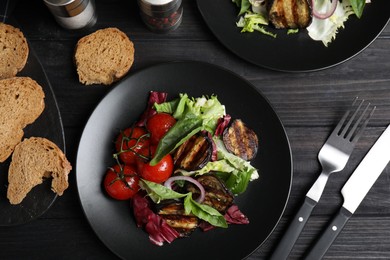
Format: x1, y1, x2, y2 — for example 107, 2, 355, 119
304, 124, 390, 260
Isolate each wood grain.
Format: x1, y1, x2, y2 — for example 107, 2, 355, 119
0, 0, 388, 259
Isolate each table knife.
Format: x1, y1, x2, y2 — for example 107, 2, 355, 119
304, 124, 390, 260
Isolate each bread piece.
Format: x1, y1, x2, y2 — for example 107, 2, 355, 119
74, 27, 135, 85
0, 77, 45, 162
7, 137, 72, 205
0, 23, 29, 79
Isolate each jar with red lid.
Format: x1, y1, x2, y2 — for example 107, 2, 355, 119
137, 0, 183, 33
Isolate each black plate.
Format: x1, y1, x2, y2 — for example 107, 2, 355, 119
197, 0, 390, 72
76, 61, 292, 260
0, 26, 65, 226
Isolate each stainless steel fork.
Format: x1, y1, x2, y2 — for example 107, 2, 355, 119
270, 98, 375, 260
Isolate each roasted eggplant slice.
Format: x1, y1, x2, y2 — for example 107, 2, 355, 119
173, 133, 212, 170
157, 201, 199, 237
268, 0, 312, 29
223, 119, 258, 161
187, 174, 234, 214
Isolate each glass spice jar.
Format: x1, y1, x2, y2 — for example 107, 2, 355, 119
137, 0, 183, 33
43, 0, 97, 30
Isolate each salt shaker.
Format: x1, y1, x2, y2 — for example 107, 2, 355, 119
137, 0, 183, 33
43, 0, 97, 30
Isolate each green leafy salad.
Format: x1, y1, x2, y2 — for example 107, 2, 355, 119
232, 0, 370, 46
115, 92, 261, 246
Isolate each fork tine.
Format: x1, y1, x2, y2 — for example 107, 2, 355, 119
350, 105, 376, 142
340, 98, 364, 137
333, 110, 350, 134
346, 102, 371, 140
333, 97, 357, 135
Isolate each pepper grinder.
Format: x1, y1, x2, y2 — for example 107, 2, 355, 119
137, 0, 183, 33
43, 0, 97, 30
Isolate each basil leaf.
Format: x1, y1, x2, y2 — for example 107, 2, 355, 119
140, 179, 228, 228
139, 179, 186, 203
184, 195, 228, 228
239, 0, 251, 16
150, 113, 203, 165
350, 0, 366, 18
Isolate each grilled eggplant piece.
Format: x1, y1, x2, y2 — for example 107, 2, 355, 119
157, 201, 199, 237
173, 133, 212, 171
223, 119, 258, 161
187, 174, 234, 214
268, 0, 312, 29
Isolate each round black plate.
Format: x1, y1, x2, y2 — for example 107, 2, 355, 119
76, 61, 292, 260
0, 26, 65, 226
197, 0, 390, 72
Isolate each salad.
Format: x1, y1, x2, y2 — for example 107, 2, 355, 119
103, 91, 260, 246
233, 0, 370, 46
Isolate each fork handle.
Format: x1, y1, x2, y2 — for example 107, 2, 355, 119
269, 197, 317, 260
304, 207, 352, 260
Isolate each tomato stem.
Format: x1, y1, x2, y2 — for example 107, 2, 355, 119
108, 165, 136, 190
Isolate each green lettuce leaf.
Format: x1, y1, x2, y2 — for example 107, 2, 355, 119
214, 137, 259, 194
151, 94, 225, 165
184, 194, 228, 228
139, 179, 227, 228
236, 13, 276, 38
176, 138, 259, 195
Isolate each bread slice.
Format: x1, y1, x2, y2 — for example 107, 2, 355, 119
7, 137, 72, 205
74, 27, 135, 85
0, 23, 29, 79
0, 77, 45, 162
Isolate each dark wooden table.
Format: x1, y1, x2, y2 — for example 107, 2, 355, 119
1, 0, 389, 259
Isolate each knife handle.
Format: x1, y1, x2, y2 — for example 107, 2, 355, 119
270, 197, 317, 260
304, 207, 352, 260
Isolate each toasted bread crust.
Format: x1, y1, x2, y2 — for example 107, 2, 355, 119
7, 137, 72, 205
0, 77, 45, 162
74, 27, 135, 85
0, 23, 29, 79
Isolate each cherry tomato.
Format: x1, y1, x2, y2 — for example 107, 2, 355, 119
137, 146, 174, 183
146, 113, 176, 144
115, 126, 150, 165
104, 164, 139, 200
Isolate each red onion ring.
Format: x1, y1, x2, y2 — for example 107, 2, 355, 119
311, 0, 338, 19
164, 176, 205, 203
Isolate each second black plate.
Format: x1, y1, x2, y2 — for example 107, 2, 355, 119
197, 0, 390, 72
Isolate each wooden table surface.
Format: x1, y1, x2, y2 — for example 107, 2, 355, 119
1, 0, 389, 259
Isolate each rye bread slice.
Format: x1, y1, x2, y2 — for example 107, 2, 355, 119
0, 23, 29, 79
74, 27, 135, 85
0, 77, 45, 162
7, 137, 72, 205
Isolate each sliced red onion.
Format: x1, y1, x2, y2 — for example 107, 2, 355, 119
311, 0, 338, 19
164, 176, 205, 203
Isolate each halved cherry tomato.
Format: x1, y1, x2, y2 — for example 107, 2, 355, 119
104, 164, 140, 200
137, 146, 173, 183
146, 113, 176, 144
115, 126, 150, 165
